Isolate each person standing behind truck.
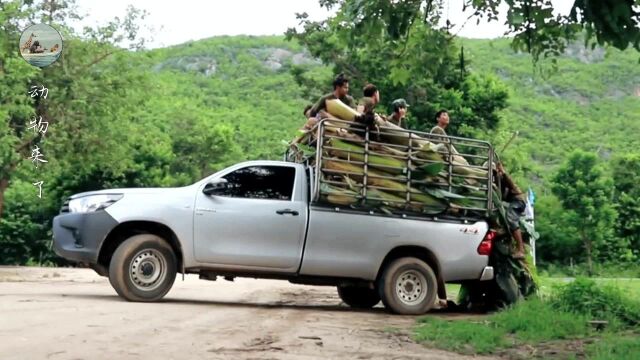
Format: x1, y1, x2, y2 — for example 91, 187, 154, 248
496, 162, 528, 260
309, 73, 356, 119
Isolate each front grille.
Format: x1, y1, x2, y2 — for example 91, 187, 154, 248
60, 198, 70, 213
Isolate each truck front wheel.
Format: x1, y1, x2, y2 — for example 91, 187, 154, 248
337, 285, 380, 309
108, 234, 177, 302
378, 257, 438, 315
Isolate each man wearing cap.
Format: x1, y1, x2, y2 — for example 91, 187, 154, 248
309, 73, 356, 119
388, 99, 409, 128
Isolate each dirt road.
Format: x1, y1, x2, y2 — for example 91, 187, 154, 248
0, 267, 490, 360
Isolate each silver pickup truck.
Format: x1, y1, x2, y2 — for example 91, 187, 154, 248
53, 121, 496, 315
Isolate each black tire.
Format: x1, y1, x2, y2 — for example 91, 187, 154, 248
378, 257, 438, 315
108, 234, 177, 302
337, 285, 380, 309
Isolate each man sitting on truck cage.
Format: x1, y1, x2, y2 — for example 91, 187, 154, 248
357, 83, 380, 113
301, 104, 318, 129
430, 109, 450, 136
309, 73, 356, 118
495, 162, 528, 260
292, 104, 319, 145
430, 109, 461, 156
387, 98, 409, 128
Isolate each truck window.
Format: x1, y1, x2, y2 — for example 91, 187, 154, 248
220, 166, 295, 201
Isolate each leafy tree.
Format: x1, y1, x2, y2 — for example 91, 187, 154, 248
0, 0, 157, 264
307, 0, 640, 64
0, 0, 149, 218
552, 150, 618, 274
534, 194, 582, 265
611, 154, 640, 258
286, 1, 508, 134
0, 1, 41, 219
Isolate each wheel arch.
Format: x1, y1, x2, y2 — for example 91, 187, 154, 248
376, 246, 442, 283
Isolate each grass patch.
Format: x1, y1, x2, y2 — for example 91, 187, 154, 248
415, 298, 590, 354
417, 278, 640, 357
492, 298, 591, 343
415, 317, 508, 354
585, 333, 640, 360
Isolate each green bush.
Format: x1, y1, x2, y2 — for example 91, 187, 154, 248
551, 278, 640, 328
539, 263, 640, 278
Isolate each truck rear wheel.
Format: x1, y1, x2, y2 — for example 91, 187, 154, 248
378, 257, 438, 315
108, 234, 177, 302
337, 285, 380, 309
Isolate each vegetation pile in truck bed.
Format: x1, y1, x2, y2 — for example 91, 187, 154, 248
290, 100, 495, 218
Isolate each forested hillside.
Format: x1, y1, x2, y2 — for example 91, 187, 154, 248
463, 39, 640, 179
2, 16, 639, 270
144, 35, 640, 176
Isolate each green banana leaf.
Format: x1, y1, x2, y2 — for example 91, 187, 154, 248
327, 138, 408, 172
414, 162, 445, 177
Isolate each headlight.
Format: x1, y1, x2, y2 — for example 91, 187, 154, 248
69, 194, 123, 213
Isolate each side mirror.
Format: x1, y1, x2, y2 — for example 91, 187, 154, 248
203, 178, 228, 196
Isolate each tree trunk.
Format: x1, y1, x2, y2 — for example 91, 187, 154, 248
581, 227, 593, 275
0, 178, 8, 220
586, 242, 593, 275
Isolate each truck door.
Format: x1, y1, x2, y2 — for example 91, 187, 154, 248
193, 164, 307, 272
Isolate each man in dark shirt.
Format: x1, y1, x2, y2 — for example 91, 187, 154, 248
309, 73, 356, 118
497, 162, 527, 259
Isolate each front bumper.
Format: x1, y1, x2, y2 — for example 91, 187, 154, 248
52, 210, 119, 264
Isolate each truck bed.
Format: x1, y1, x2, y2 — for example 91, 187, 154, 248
299, 205, 489, 282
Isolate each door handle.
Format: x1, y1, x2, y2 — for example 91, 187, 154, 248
276, 209, 299, 216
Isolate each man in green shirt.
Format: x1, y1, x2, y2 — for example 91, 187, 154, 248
430, 109, 449, 136
387, 98, 409, 128
430, 109, 462, 156
357, 84, 380, 113
309, 73, 356, 118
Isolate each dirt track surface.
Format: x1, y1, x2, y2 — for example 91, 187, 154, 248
0, 267, 492, 360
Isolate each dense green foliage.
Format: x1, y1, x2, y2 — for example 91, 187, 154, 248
0, 0, 639, 270
552, 151, 619, 273
313, 0, 640, 64
611, 154, 640, 257
552, 278, 640, 327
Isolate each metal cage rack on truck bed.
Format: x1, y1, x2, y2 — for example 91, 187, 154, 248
285, 119, 497, 222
